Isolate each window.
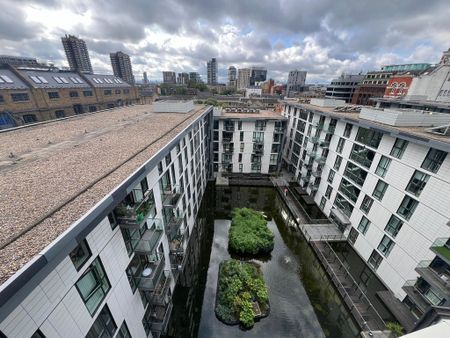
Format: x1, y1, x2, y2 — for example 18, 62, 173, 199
355, 127, 383, 148
83, 90, 93, 97
368, 250, 382, 270
421, 148, 447, 173
11, 92, 29, 102
23, 114, 37, 123
360, 195, 373, 214
55, 110, 65, 118
390, 138, 408, 159
86, 305, 117, 338
336, 138, 345, 154
69, 91, 79, 97
108, 212, 117, 229
397, 196, 418, 220
69, 240, 91, 271
348, 228, 359, 245
344, 123, 352, 138
104, 90, 112, 96
325, 185, 332, 199
123, 89, 130, 94
115, 89, 121, 95
48, 91, 59, 99
406, 170, 430, 196
0, 95, 4, 103
375, 156, 391, 178
117, 321, 131, 338
240, 143, 244, 152
239, 163, 243, 172
357, 216, 370, 235
252, 132, 264, 142
240, 131, 244, 141
319, 197, 326, 209
334, 155, 343, 171
385, 215, 403, 238
378, 235, 395, 257
31, 329, 46, 338
372, 180, 388, 201
327, 170, 335, 184
0, 74, 14, 83
75, 258, 111, 315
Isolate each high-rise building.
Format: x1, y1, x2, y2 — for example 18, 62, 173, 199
110, 51, 134, 85
0, 55, 40, 67
250, 67, 267, 86
237, 68, 251, 90
286, 70, 307, 97
61, 34, 93, 74
189, 72, 201, 84
207, 58, 218, 85
325, 74, 364, 103
228, 66, 237, 88
143, 71, 148, 84
162, 71, 176, 84
177, 72, 189, 85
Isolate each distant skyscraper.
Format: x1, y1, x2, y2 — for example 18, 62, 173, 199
162, 71, 176, 84
189, 72, 201, 83
143, 71, 148, 84
61, 34, 93, 73
110, 51, 134, 84
286, 70, 307, 97
237, 68, 251, 90
228, 66, 237, 88
250, 67, 267, 85
177, 72, 189, 85
207, 58, 218, 85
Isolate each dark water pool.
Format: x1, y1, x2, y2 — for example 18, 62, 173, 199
165, 186, 360, 338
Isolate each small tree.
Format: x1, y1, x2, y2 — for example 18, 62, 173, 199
386, 321, 404, 337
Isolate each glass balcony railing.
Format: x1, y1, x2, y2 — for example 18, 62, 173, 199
306, 149, 317, 157
169, 230, 186, 254
314, 156, 326, 165
310, 136, 320, 144
274, 126, 284, 133
224, 125, 235, 132
308, 182, 320, 191
115, 193, 156, 229
131, 256, 165, 291
350, 150, 373, 169
253, 146, 264, 155
165, 212, 184, 240
161, 184, 181, 207
416, 260, 450, 292
311, 170, 322, 178
150, 270, 172, 305
324, 125, 336, 133
314, 123, 324, 130
134, 221, 164, 255
343, 168, 366, 186
143, 302, 173, 337
431, 238, 450, 264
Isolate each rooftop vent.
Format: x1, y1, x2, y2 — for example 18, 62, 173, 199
360, 107, 450, 127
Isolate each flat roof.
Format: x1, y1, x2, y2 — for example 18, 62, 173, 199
289, 102, 450, 148
0, 104, 210, 285
217, 109, 285, 119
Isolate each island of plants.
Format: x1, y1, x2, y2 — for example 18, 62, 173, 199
228, 208, 274, 255
215, 259, 270, 328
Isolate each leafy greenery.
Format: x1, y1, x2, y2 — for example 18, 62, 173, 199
215, 260, 269, 328
229, 208, 274, 255
386, 322, 404, 337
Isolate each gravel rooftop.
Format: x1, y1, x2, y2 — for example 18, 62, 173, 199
0, 104, 209, 285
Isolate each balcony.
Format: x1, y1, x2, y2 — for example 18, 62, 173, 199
134, 222, 164, 255
165, 213, 184, 240
222, 136, 233, 143
253, 145, 264, 155
161, 185, 181, 207
415, 260, 450, 296
143, 302, 173, 338
223, 146, 234, 154
314, 156, 327, 165
311, 170, 322, 178
303, 161, 313, 169
402, 280, 430, 313
431, 238, 450, 265
224, 125, 235, 132
150, 270, 172, 305
350, 149, 373, 169
221, 157, 232, 164
339, 183, 359, 203
324, 125, 336, 133
131, 257, 165, 291
308, 182, 320, 191
115, 193, 156, 229
310, 136, 320, 144
343, 168, 366, 187
274, 126, 284, 133
306, 149, 317, 158
169, 230, 186, 254
253, 138, 264, 144
313, 122, 324, 130
319, 140, 330, 148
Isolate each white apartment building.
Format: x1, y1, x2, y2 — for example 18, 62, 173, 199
213, 108, 286, 175
282, 99, 450, 321
0, 102, 213, 338
237, 68, 251, 90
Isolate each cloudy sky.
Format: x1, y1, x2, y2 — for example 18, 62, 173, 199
1, 0, 449, 84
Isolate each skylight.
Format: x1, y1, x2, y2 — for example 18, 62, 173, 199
60, 77, 69, 84
1, 75, 14, 83
29, 75, 42, 84
53, 76, 63, 84
38, 76, 48, 83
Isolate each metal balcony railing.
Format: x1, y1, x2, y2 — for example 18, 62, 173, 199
131, 257, 165, 291
161, 184, 181, 207
314, 156, 327, 165
314, 123, 324, 130
115, 193, 156, 229
310, 136, 320, 144
150, 270, 172, 305
134, 221, 164, 255
350, 151, 373, 169
143, 302, 173, 337
324, 125, 336, 133
224, 125, 235, 132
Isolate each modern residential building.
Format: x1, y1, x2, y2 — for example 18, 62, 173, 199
206, 58, 218, 85
282, 98, 450, 330
227, 66, 237, 88
162, 71, 176, 84
213, 107, 286, 174
237, 68, 251, 90
0, 101, 213, 338
0, 65, 139, 129
110, 51, 135, 85
177, 73, 189, 85
250, 67, 267, 86
325, 74, 364, 103
286, 70, 307, 97
61, 34, 93, 74
0, 55, 41, 67
188, 72, 201, 84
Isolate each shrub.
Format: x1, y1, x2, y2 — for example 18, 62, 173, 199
229, 208, 274, 255
386, 322, 404, 337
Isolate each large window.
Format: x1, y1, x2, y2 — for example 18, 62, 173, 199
336, 137, 345, 154
372, 180, 388, 201
385, 215, 403, 238
368, 250, 383, 270
344, 123, 353, 138
377, 235, 395, 257
327, 170, 335, 184
117, 321, 131, 338
406, 170, 430, 196
375, 156, 391, 178
397, 196, 418, 220
360, 195, 373, 214
390, 138, 408, 159
355, 127, 383, 148
11, 92, 29, 102
357, 216, 370, 235
350, 144, 375, 169
69, 240, 91, 271
23, 114, 37, 123
421, 148, 447, 173
334, 155, 343, 171
86, 305, 117, 338
83, 90, 93, 97
47, 91, 59, 99
75, 258, 111, 315
252, 132, 264, 143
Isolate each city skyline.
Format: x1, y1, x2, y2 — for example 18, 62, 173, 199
0, 0, 449, 83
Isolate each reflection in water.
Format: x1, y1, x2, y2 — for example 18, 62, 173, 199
165, 186, 360, 338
